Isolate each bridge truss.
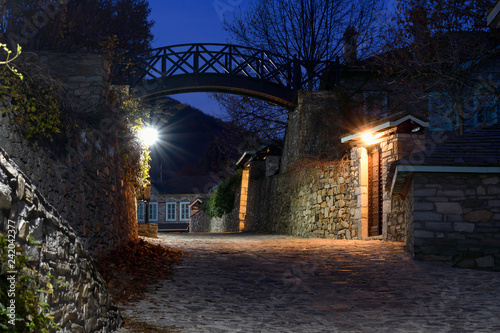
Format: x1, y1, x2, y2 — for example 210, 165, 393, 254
129, 43, 322, 109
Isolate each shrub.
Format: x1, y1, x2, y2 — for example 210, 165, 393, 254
204, 171, 242, 218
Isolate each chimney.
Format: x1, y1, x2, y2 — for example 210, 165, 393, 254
343, 26, 358, 64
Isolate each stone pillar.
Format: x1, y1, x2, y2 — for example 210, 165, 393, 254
266, 156, 281, 177
280, 91, 345, 173
244, 161, 266, 231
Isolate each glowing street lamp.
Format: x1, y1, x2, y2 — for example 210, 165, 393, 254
138, 125, 158, 225
139, 126, 159, 147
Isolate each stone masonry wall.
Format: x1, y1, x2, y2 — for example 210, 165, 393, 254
0, 114, 138, 258
190, 183, 241, 233
412, 173, 500, 271
0, 52, 138, 257
0, 148, 122, 332
383, 132, 426, 242
35, 52, 110, 114
280, 91, 345, 173
245, 158, 360, 239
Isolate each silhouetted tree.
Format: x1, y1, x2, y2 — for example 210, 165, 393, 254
211, 94, 287, 141
215, 0, 385, 139
380, 0, 500, 134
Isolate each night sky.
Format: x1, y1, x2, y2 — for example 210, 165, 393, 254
147, 0, 249, 117
146, 0, 396, 118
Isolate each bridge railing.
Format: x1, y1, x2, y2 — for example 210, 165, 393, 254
130, 43, 306, 90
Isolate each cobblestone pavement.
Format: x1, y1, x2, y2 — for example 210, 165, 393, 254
117, 233, 500, 333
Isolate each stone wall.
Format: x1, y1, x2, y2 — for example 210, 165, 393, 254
0, 52, 138, 257
34, 52, 110, 114
0, 148, 122, 332
280, 91, 346, 173
190, 208, 240, 233
244, 158, 360, 239
412, 173, 500, 270
0, 115, 138, 258
189, 185, 241, 233
382, 132, 426, 241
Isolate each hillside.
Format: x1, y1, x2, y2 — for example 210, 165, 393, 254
147, 97, 243, 182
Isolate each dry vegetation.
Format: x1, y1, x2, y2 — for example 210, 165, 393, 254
96, 238, 184, 305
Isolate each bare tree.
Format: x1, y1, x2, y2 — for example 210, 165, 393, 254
380, 0, 500, 134
214, 0, 385, 139
227, 0, 384, 76
211, 93, 288, 142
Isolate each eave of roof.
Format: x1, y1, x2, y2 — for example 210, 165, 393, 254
236, 150, 256, 167
341, 115, 429, 143
488, 0, 500, 26
390, 164, 500, 197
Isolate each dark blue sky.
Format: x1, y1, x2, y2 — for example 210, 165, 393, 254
147, 0, 248, 117
146, 0, 396, 118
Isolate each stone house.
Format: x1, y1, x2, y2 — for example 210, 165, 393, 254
388, 124, 500, 268
137, 176, 215, 231
232, 92, 500, 270
197, 28, 500, 269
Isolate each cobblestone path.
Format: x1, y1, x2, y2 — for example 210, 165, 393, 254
117, 233, 500, 333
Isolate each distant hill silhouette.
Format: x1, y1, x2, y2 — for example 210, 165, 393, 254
147, 97, 245, 183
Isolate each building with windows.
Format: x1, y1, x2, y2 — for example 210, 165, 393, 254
137, 175, 216, 231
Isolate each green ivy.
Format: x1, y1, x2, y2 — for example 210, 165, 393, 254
0, 43, 23, 80
116, 97, 152, 195
0, 234, 59, 332
204, 171, 242, 218
0, 65, 63, 141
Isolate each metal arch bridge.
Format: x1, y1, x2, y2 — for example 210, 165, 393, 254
129, 43, 319, 109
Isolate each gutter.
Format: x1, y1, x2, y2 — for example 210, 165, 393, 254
390, 164, 500, 197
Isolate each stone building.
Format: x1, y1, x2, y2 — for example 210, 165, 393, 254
137, 176, 215, 231
192, 30, 500, 269
388, 124, 500, 269
203, 87, 500, 270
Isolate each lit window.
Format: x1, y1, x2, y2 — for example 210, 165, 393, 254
180, 202, 190, 221
166, 202, 176, 221
149, 202, 158, 222
137, 202, 145, 222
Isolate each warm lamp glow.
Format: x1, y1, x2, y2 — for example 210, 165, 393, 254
362, 133, 375, 143
361, 132, 382, 146
139, 126, 159, 146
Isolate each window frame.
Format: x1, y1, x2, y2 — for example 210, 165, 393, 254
137, 202, 145, 222
473, 83, 498, 127
428, 92, 455, 131
149, 202, 158, 222
166, 202, 177, 221
180, 202, 191, 221
363, 91, 388, 120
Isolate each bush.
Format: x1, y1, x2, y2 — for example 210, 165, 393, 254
203, 171, 242, 218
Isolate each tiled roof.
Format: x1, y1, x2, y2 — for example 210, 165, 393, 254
412, 124, 500, 167
389, 124, 500, 196
152, 175, 219, 195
